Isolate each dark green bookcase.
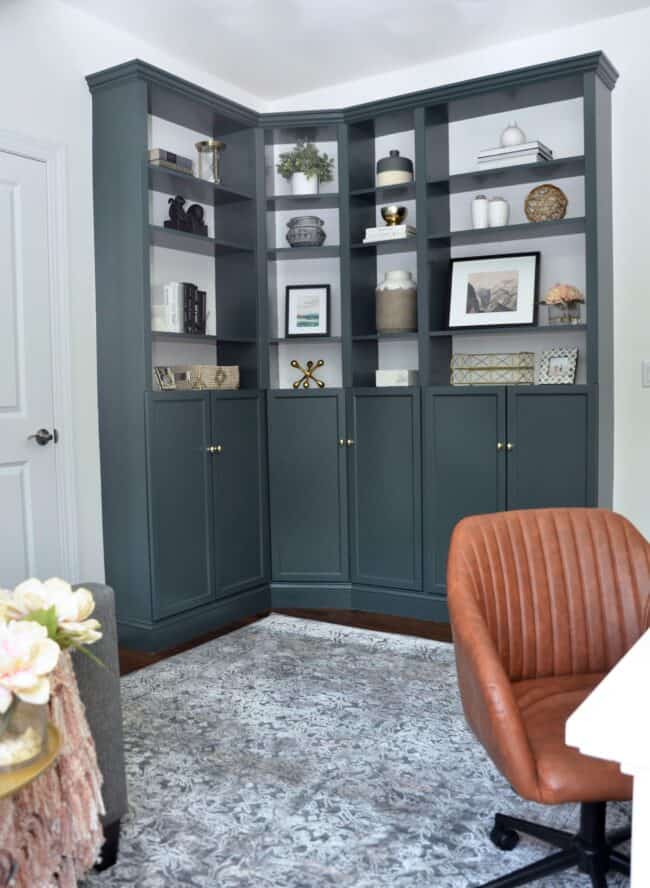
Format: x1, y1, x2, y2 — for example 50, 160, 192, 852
87, 52, 617, 649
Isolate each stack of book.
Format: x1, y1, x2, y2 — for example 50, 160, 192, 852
477, 141, 553, 169
149, 148, 194, 176
363, 224, 416, 243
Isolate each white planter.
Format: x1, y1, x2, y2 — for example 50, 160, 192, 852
472, 195, 489, 229
291, 172, 319, 195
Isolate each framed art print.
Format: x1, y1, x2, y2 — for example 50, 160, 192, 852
448, 252, 539, 329
539, 347, 579, 384
285, 285, 330, 337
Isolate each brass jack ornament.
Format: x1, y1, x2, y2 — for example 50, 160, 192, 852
291, 359, 326, 389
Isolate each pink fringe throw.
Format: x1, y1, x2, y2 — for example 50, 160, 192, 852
0, 652, 105, 887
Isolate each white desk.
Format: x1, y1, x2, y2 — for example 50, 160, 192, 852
566, 629, 650, 886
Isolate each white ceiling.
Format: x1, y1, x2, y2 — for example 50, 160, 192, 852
66, 0, 648, 101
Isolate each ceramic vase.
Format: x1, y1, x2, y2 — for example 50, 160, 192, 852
375, 270, 417, 333
286, 215, 326, 248
0, 699, 47, 772
472, 195, 489, 229
500, 121, 526, 147
291, 172, 319, 195
376, 150, 414, 187
488, 197, 510, 228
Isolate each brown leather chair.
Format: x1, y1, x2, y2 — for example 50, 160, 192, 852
448, 508, 650, 887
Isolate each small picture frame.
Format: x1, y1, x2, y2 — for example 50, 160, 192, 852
154, 366, 177, 390
286, 285, 330, 337
538, 347, 579, 384
449, 252, 539, 329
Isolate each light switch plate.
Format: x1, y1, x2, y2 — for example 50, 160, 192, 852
643, 361, 650, 388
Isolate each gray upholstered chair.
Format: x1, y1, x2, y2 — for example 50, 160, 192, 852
73, 583, 128, 869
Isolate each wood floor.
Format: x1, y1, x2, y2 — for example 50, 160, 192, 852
119, 609, 453, 676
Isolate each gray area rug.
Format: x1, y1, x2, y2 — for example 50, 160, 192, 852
84, 615, 630, 887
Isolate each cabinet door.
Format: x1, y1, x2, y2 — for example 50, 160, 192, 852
268, 391, 348, 582
506, 386, 595, 510
423, 388, 506, 598
146, 393, 214, 619
348, 390, 421, 590
211, 393, 267, 599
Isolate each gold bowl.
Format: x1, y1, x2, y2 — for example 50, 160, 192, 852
381, 205, 407, 226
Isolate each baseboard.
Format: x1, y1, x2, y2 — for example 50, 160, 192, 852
270, 583, 353, 610
118, 584, 271, 651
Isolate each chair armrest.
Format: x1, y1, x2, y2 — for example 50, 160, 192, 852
448, 554, 540, 802
72, 583, 128, 826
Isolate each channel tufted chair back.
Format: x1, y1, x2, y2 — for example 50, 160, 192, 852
448, 507, 650, 683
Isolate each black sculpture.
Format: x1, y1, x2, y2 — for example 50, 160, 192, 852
164, 195, 208, 236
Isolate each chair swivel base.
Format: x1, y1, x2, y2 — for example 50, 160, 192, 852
478, 802, 630, 888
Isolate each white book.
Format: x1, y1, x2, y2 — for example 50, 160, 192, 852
364, 224, 416, 240
478, 140, 553, 159
477, 154, 550, 169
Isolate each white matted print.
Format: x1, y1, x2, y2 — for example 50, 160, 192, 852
449, 252, 539, 328
286, 284, 330, 337
538, 347, 578, 384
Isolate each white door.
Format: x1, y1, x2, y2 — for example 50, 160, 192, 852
0, 149, 64, 587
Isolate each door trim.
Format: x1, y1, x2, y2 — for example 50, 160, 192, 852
0, 130, 79, 580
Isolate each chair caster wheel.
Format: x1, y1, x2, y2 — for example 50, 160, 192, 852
490, 825, 520, 851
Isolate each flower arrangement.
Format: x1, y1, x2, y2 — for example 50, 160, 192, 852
541, 283, 585, 325
276, 140, 335, 183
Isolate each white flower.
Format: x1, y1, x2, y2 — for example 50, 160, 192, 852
9, 578, 102, 647
0, 619, 60, 713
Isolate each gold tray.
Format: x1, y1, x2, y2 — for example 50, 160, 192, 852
0, 724, 61, 800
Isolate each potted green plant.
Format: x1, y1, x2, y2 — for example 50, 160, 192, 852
276, 140, 335, 195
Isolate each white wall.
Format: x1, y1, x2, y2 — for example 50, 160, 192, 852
0, 0, 264, 582
271, 7, 650, 538
1, 0, 648, 582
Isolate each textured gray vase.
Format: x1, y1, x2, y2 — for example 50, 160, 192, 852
375, 270, 417, 333
286, 216, 326, 248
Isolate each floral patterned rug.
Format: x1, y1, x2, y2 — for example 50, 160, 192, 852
84, 615, 630, 887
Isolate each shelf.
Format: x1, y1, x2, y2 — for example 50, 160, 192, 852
428, 156, 585, 195
270, 336, 342, 344
150, 226, 254, 256
266, 193, 339, 210
152, 331, 217, 344
352, 238, 417, 255
267, 246, 340, 260
148, 164, 254, 205
350, 182, 416, 202
430, 325, 587, 338
429, 217, 586, 246
353, 332, 418, 341
217, 336, 258, 343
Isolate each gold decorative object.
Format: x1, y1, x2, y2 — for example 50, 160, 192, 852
541, 283, 585, 325
381, 205, 407, 226
524, 183, 568, 222
291, 359, 325, 389
0, 724, 60, 800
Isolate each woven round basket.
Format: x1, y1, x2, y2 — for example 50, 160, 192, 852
524, 184, 568, 222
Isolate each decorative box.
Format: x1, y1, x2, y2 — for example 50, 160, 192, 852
375, 369, 419, 387
154, 365, 240, 391
450, 352, 535, 386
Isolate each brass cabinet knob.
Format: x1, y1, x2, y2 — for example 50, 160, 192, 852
346, 439, 355, 447
216, 444, 223, 454
338, 439, 345, 447
506, 442, 514, 451
497, 441, 504, 451
206, 445, 223, 454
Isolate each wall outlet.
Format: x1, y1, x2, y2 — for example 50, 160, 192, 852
643, 361, 650, 388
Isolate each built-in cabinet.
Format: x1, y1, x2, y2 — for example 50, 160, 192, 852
88, 53, 616, 649
423, 386, 594, 596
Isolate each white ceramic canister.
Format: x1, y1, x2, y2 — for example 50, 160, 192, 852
472, 195, 489, 229
488, 197, 510, 228
375, 270, 417, 333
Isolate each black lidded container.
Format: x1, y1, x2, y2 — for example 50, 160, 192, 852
376, 149, 414, 186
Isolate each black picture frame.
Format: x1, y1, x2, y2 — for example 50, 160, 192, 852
448, 251, 540, 330
285, 284, 331, 338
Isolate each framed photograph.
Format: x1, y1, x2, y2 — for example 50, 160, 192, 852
449, 252, 540, 329
286, 285, 330, 337
154, 366, 177, 390
539, 347, 579, 384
